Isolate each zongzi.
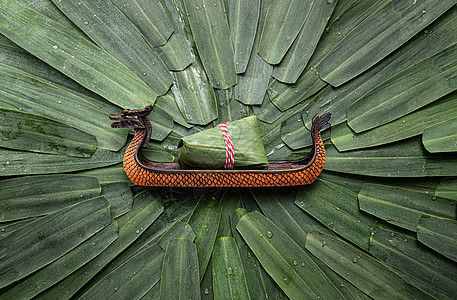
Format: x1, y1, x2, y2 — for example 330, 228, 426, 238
178, 116, 268, 169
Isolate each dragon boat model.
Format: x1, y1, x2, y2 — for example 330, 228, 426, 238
110, 105, 330, 188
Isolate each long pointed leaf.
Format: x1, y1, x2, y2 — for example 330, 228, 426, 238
318, 0, 456, 86
52, 0, 172, 96
303, 7, 457, 128
331, 93, 457, 151
234, 0, 271, 105
37, 190, 163, 299
272, 0, 337, 83
325, 137, 457, 177
236, 211, 343, 300
0, 146, 123, 176
251, 188, 370, 299
184, 0, 236, 89
111, 0, 174, 47
269, 0, 390, 111
0, 46, 127, 151
347, 43, 457, 133
0, 196, 111, 289
0, 108, 96, 157
423, 116, 457, 153
230, 208, 285, 300
305, 231, 433, 299
171, 61, 218, 125
228, 0, 260, 74
295, 179, 378, 250
252, 188, 331, 248
159, 239, 200, 300
258, 0, 312, 64
370, 228, 457, 299
0, 222, 118, 299
80, 244, 164, 300
212, 237, 250, 300
417, 215, 457, 263
0, 175, 100, 222
358, 183, 457, 232
155, 0, 193, 71
188, 195, 222, 281
0, 0, 157, 108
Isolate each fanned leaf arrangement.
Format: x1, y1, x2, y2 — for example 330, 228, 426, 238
0, 0, 456, 299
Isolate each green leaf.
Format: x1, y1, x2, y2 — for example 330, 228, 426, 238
0, 46, 126, 151
303, 7, 457, 128
171, 61, 218, 126
331, 93, 457, 151
318, 0, 456, 86
147, 106, 173, 141
0, 218, 37, 240
111, 0, 174, 47
235, 54, 272, 106
280, 112, 316, 150
268, 0, 390, 111
423, 116, 457, 153
155, 0, 193, 71
251, 188, 370, 300
183, 0, 236, 89
325, 137, 457, 177
319, 171, 440, 196
358, 183, 457, 232
253, 95, 283, 124
236, 211, 343, 300
370, 228, 457, 300
258, 0, 313, 64
216, 189, 242, 239
272, 0, 337, 83
212, 237, 251, 300
201, 256, 214, 299
230, 208, 285, 300
37, 190, 163, 299
235, 0, 272, 105
188, 195, 222, 281
252, 188, 331, 248
435, 178, 457, 200
159, 239, 200, 300
0, 175, 101, 222
228, 0, 260, 74
0, 0, 158, 108
80, 244, 164, 300
417, 215, 457, 263
141, 282, 160, 300
155, 32, 194, 71
0, 146, 122, 176
0, 196, 111, 289
87, 191, 197, 284
77, 164, 131, 185
52, 0, 172, 96
155, 93, 193, 128
347, 43, 457, 133
101, 182, 133, 218
157, 221, 196, 251
0, 108, 96, 157
0, 222, 118, 299
215, 87, 249, 124
295, 179, 378, 250
306, 231, 433, 299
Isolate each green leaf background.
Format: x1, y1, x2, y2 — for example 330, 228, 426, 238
1, 0, 456, 299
